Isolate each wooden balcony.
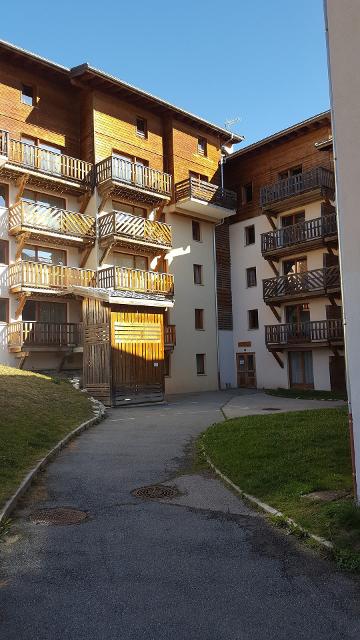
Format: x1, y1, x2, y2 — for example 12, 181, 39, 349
8, 322, 83, 352
261, 212, 338, 259
265, 319, 343, 350
164, 324, 176, 350
0, 130, 93, 194
97, 266, 174, 298
96, 156, 172, 206
259, 166, 335, 213
9, 201, 96, 247
8, 261, 95, 294
98, 211, 172, 252
263, 266, 341, 304
174, 177, 237, 221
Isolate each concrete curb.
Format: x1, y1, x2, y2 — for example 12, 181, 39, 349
0, 397, 107, 528
201, 444, 334, 550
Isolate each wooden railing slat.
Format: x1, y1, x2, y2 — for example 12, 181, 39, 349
260, 166, 335, 207
261, 212, 338, 254
265, 319, 343, 345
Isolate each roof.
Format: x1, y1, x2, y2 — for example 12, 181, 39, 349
227, 111, 331, 161
0, 39, 243, 143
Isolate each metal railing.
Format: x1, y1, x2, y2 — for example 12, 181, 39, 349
175, 177, 237, 210
260, 166, 335, 208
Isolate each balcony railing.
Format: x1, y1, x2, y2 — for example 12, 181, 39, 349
261, 212, 337, 256
263, 266, 341, 303
175, 177, 237, 210
0, 130, 93, 186
265, 319, 343, 347
8, 322, 83, 349
97, 266, 174, 297
9, 201, 96, 242
8, 261, 95, 291
260, 166, 335, 209
96, 156, 172, 197
99, 211, 172, 248
164, 324, 176, 348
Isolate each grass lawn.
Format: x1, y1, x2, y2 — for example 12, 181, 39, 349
266, 388, 347, 401
200, 407, 360, 570
0, 365, 93, 508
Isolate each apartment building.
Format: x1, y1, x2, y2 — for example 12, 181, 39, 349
0, 40, 241, 404
222, 111, 344, 392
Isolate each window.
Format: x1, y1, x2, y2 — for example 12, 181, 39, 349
164, 353, 171, 377
193, 264, 203, 285
195, 308, 204, 330
22, 189, 66, 209
283, 257, 307, 275
281, 211, 305, 228
248, 309, 259, 330
112, 201, 147, 218
22, 245, 66, 266
196, 353, 206, 375
23, 300, 67, 322
197, 137, 207, 156
0, 184, 8, 207
246, 267, 257, 287
278, 165, 302, 180
0, 240, 9, 265
21, 84, 35, 106
189, 171, 208, 182
136, 117, 148, 139
242, 182, 253, 205
245, 224, 255, 245
0, 298, 9, 323
192, 220, 201, 242
112, 252, 148, 271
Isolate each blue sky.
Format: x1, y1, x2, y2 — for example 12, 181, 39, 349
2, 0, 329, 149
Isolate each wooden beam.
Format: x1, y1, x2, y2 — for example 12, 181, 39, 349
58, 351, 71, 372
15, 293, 30, 319
328, 295, 339, 307
79, 191, 91, 214
268, 259, 279, 276
99, 242, 114, 266
17, 352, 29, 370
266, 213, 277, 230
15, 174, 29, 202
79, 244, 93, 268
269, 305, 281, 322
271, 351, 284, 368
326, 245, 335, 255
98, 190, 112, 213
15, 232, 31, 260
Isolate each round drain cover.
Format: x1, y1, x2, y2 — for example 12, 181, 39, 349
131, 484, 179, 500
29, 507, 88, 526
262, 407, 281, 411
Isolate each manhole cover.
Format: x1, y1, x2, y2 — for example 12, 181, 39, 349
262, 407, 281, 411
29, 507, 88, 526
131, 484, 179, 500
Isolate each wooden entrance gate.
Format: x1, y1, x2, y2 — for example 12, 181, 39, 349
82, 297, 165, 406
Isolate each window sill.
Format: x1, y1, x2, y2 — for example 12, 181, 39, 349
197, 373, 207, 376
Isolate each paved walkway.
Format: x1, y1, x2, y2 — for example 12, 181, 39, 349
0, 391, 359, 639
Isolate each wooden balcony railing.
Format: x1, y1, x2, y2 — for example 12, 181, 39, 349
99, 211, 172, 248
261, 212, 337, 256
8, 261, 95, 291
263, 266, 341, 303
265, 319, 343, 347
96, 156, 172, 197
9, 201, 96, 241
0, 130, 93, 186
8, 322, 83, 349
260, 166, 335, 208
164, 324, 176, 347
175, 177, 237, 210
97, 266, 174, 296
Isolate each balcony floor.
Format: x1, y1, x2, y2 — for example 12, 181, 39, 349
261, 187, 334, 214
167, 200, 235, 222
0, 162, 90, 195
98, 179, 171, 208
262, 235, 338, 260
9, 225, 95, 248
264, 286, 341, 305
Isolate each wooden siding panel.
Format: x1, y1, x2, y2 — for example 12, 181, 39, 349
172, 120, 222, 184
215, 221, 233, 330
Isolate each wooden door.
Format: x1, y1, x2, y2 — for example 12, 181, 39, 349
329, 356, 346, 393
82, 298, 112, 406
236, 352, 256, 388
111, 307, 165, 405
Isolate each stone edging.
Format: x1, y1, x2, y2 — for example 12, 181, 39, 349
201, 444, 333, 551
0, 397, 106, 528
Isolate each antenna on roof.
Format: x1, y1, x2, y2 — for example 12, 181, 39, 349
224, 116, 241, 131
